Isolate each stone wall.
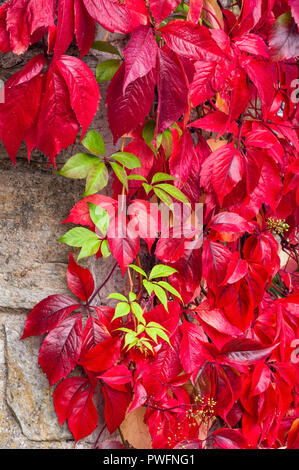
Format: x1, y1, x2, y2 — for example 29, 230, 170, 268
0, 26, 126, 449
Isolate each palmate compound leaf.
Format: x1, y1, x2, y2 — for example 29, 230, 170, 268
0, 54, 100, 165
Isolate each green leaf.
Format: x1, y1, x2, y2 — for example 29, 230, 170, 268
131, 302, 145, 325
124, 333, 138, 349
157, 281, 182, 301
129, 264, 147, 278
117, 327, 136, 334
96, 59, 121, 83
152, 284, 168, 311
108, 292, 128, 302
110, 162, 128, 190
58, 227, 99, 247
129, 291, 137, 302
140, 338, 154, 353
57, 153, 99, 179
78, 239, 102, 260
81, 130, 105, 156
155, 328, 171, 345
127, 174, 147, 181
147, 321, 168, 331
151, 172, 177, 184
88, 203, 109, 237
91, 40, 121, 57
113, 302, 130, 320
155, 183, 189, 204
110, 152, 141, 169
149, 264, 178, 280
161, 129, 173, 159
142, 183, 153, 195
153, 187, 173, 207
100, 240, 111, 258
136, 324, 146, 334
84, 161, 109, 196
143, 279, 154, 297
144, 327, 159, 344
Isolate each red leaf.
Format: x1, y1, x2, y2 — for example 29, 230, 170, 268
53, 376, 88, 425
149, 0, 180, 25
81, 315, 111, 356
128, 380, 147, 413
32, 62, 79, 164
269, 12, 299, 61
277, 291, 299, 304
123, 25, 158, 92
201, 143, 243, 206
38, 315, 83, 385
54, 55, 100, 139
54, 0, 75, 58
108, 213, 140, 275
102, 384, 132, 433
187, 0, 203, 24
21, 295, 80, 339
190, 110, 238, 135
98, 364, 132, 391
145, 331, 183, 387
219, 251, 248, 285
194, 300, 242, 349
241, 57, 275, 106
234, 33, 269, 57
83, 0, 148, 34
159, 20, 225, 61
217, 339, 279, 366
289, 0, 299, 28
202, 239, 232, 291
287, 419, 299, 449
209, 212, 251, 234
66, 253, 94, 302
0, 4, 10, 53
106, 63, 155, 143
157, 47, 188, 134
169, 244, 202, 304
21, 55, 100, 164
63, 194, 117, 227
180, 320, 213, 383
212, 428, 248, 449
169, 129, 196, 185
79, 336, 121, 373
68, 383, 98, 442
0, 54, 45, 163
4, 0, 54, 55
128, 199, 161, 251
74, 0, 95, 56
189, 60, 216, 107
155, 227, 198, 264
